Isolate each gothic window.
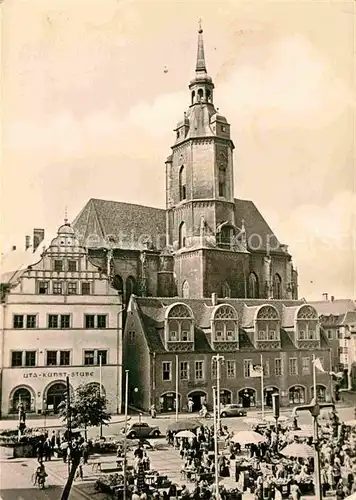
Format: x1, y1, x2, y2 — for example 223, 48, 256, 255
218, 165, 227, 197
166, 303, 194, 342
179, 166, 186, 201
219, 226, 232, 246
248, 273, 259, 299
296, 305, 319, 340
126, 276, 137, 298
179, 222, 186, 248
219, 282, 231, 298
182, 280, 190, 298
212, 304, 238, 342
112, 275, 123, 294
272, 273, 282, 299
256, 305, 280, 342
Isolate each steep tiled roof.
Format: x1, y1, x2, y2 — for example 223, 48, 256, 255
310, 300, 356, 317
73, 196, 291, 256
72, 198, 166, 250
341, 311, 356, 326
234, 198, 287, 254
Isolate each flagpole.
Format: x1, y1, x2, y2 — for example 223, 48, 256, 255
260, 354, 265, 420
312, 354, 317, 402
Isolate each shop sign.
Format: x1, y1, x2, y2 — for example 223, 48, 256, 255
23, 371, 95, 379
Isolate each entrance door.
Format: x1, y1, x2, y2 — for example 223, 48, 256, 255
238, 389, 256, 408
46, 383, 66, 414
264, 388, 279, 407
189, 391, 207, 412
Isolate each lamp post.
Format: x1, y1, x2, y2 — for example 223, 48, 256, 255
123, 370, 129, 500
212, 386, 220, 500
99, 353, 103, 438
291, 400, 335, 500
212, 354, 225, 433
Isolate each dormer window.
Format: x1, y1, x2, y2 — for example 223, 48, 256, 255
255, 305, 280, 343
211, 304, 238, 342
166, 303, 194, 343
296, 305, 319, 341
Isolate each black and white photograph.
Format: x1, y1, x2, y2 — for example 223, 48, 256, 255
0, 0, 355, 499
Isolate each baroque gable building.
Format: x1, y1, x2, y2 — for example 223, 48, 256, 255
73, 26, 298, 304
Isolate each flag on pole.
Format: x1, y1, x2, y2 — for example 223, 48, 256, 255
312, 357, 325, 373
250, 364, 263, 378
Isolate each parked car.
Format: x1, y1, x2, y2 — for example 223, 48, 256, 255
220, 404, 247, 418
122, 422, 161, 439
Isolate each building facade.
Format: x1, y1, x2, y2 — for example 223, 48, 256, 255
123, 295, 332, 412
0, 222, 123, 417
72, 26, 298, 304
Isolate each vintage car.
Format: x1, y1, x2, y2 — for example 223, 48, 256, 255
122, 422, 161, 439
220, 404, 247, 418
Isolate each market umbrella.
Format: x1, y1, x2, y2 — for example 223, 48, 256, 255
230, 430, 267, 445
167, 420, 201, 432
175, 430, 196, 438
280, 442, 314, 458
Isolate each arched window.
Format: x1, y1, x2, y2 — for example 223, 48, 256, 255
166, 303, 194, 342
296, 305, 319, 340
126, 276, 137, 298
272, 273, 282, 299
212, 304, 238, 342
179, 166, 186, 201
179, 222, 186, 249
197, 88, 204, 101
112, 275, 123, 294
182, 280, 189, 298
248, 273, 259, 299
11, 387, 33, 413
256, 305, 280, 342
219, 282, 231, 298
206, 89, 211, 103
191, 90, 195, 105
218, 165, 227, 197
219, 225, 233, 246
46, 382, 66, 414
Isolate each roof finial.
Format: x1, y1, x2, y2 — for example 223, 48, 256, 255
64, 205, 68, 225
196, 18, 207, 72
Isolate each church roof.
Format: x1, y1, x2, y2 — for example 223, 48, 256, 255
72, 197, 286, 255
72, 198, 166, 250
234, 198, 286, 254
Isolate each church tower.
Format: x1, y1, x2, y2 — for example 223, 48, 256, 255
165, 23, 247, 297
166, 23, 238, 249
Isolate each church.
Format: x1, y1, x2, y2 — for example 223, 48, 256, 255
73, 26, 298, 304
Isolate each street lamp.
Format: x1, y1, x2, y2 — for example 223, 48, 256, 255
292, 400, 335, 500
212, 354, 225, 433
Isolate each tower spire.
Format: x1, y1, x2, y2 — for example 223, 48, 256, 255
196, 19, 207, 73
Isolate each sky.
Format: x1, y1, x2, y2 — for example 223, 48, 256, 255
1, 0, 355, 300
